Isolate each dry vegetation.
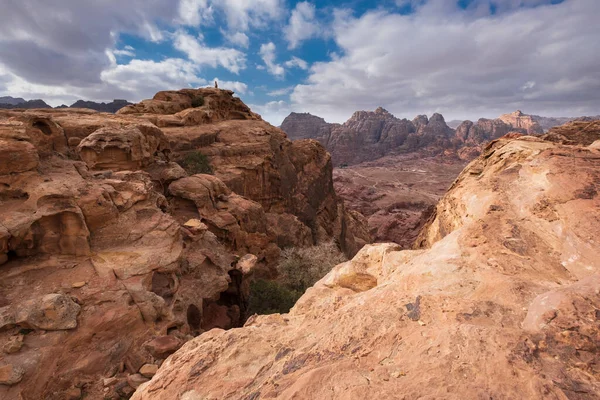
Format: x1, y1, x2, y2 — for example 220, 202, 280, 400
248, 241, 347, 315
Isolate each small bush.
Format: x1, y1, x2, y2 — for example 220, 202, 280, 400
247, 241, 347, 315
191, 96, 205, 108
178, 152, 213, 175
247, 280, 301, 315
278, 241, 347, 292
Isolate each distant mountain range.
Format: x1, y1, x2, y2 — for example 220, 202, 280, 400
281, 109, 599, 166
0, 96, 132, 113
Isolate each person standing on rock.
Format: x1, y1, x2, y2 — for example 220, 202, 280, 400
214, 80, 218, 89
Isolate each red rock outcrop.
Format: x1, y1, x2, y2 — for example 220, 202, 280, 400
541, 119, 600, 146
0, 88, 369, 399
498, 110, 544, 134
133, 131, 600, 399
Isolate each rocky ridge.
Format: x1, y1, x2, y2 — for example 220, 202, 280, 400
0, 87, 369, 399
133, 126, 600, 399
0, 97, 132, 113
281, 109, 579, 166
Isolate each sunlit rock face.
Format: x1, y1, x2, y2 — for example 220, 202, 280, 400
134, 129, 600, 400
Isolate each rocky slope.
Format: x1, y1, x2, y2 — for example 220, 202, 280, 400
0, 88, 369, 399
133, 127, 600, 399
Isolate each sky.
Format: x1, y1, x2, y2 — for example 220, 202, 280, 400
0, 0, 599, 125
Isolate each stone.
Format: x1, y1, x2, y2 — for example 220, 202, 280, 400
139, 364, 159, 378
236, 254, 258, 275
0, 293, 81, 331
64, 387, 82, 400
0, 364, 25, 386
144, 336, 182, 359
3, 335, 24, 354
103, 377, 118, 387
77, 125, 168, 171
126, 373, 149, 389
18, 294, 81, 330
72, 281, 86, 288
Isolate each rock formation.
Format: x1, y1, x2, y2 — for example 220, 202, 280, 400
281, 109, 598, 166
0, 98, 131, 113
497, 110, 544, 134
68, 99, 132, 113
0, 87, 369, 399
0, 99, 52, 110
133, 127, 600, 399
279, 112, 334, 143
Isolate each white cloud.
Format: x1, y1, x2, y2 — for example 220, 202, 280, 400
290, 0, 600, 123
284, 2, 320, 49
174, 31, 246, 74
249, 100, 292, 126
179, 0, 284, 31
223, 31, 250, 48
267, 86, 294, 96
178, 0, 214, 26
218, 0, 285, 31
113, 46, 136, 57
259, 42, 285, 78
284, 56, 308, 70
213, 78, 248, 94
101, 58, 205, 94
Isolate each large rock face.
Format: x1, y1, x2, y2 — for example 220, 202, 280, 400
498, 110, 544, 134
133, 132, 600, 399
0, 88, 369, 400
279, 112, 334, 143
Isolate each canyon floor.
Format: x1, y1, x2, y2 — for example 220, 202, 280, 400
334, 154, 467, 247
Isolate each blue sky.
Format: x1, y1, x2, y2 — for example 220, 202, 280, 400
1, 0, 598, 125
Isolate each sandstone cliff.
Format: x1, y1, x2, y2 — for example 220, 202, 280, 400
497, 110, 544, 134
0, 88, 369, 399
133, 129, 600, 399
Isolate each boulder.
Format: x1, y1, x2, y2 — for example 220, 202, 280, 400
0, 365, 24, 386
77, 125, 168, 171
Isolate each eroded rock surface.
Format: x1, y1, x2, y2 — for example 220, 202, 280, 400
0, 87, 369, 400
134, 132, 600, 399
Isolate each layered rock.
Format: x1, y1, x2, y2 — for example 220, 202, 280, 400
0, 87, 369, 399
133, 131, 600, 399
498, 110, 544, 134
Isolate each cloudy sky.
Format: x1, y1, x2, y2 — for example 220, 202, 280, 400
0, 0, 598, 125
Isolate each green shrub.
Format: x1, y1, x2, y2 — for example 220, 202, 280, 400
247, 241, 347, 315
278, 241, 347, 292
191, 96, 204, 108
247, 279, 301, 315
178, 152, 213, 175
